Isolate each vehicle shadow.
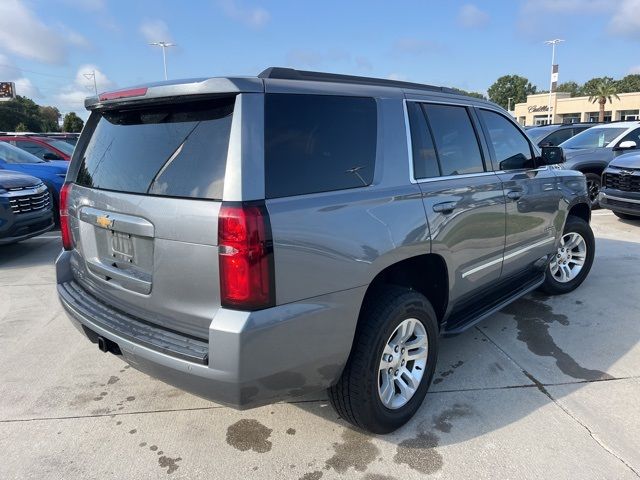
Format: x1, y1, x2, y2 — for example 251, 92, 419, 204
0, 233, 61, 271
290, 236, 640, 453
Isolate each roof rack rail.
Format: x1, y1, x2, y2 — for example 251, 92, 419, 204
259, 67, 459, 95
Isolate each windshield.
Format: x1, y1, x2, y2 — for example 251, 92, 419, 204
43, 138, 75, 156
560, 127, 626, 149
0, 141, 45, 164
526, 127, 555, 144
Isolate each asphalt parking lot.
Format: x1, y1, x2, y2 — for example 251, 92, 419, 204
1, 210, 639, 480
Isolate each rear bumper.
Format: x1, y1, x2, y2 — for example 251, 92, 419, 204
56, 250, 365, 409
599, 190, 640, 216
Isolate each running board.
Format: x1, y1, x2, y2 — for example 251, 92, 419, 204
442, 274, 545, 335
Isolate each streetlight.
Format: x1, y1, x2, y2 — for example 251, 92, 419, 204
544, 39, 564, 125
507, 97, 514, 112
149, 41, 176, 81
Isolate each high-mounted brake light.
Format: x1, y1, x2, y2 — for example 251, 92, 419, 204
60, 183, 73, 250
99, 87, 148, 102
218, 203, 275, 310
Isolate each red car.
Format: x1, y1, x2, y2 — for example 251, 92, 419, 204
0, 135, 74, 161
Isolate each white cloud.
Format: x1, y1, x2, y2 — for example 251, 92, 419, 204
392, 38, 440, 56
457, 4, 489, 28
388, 73, 408, 81
0, 54, 41, 98
0, 0, 88, 64
55, 65, 115, 109
608, 0, 640, 39
216, 0, 270, 28
14, 78, 42, 98
139, 19, 174, 43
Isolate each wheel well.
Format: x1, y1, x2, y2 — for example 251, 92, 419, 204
578, 166, 603, 177
568, 202, 591, 223
360, 254, 448, 326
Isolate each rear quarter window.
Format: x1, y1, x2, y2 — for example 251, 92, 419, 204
264, 94, 377, 198
74, 96, 235, 200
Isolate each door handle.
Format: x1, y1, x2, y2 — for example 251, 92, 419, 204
433, 201, 457, 214
507, 190, 523, 200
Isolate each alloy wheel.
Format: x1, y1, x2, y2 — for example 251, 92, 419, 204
378, 318, 428, 409
549, 232, 587, 283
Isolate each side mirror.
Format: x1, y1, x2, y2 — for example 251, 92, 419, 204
42, 152, 61, 161
540, 146, 565, 165
615, 140, 637, 151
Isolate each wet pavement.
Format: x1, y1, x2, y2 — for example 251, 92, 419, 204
1, 211, 639, 479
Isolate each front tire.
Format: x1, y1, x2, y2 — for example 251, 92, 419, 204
584, 173, 601, 208
540, 216, 595, 295
328, 286, 439, 434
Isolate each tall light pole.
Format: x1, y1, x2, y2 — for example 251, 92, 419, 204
545, 39, 564, 125
149, 41, 176, 80
507, 97, 513, 112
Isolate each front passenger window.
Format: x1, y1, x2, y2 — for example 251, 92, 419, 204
480, 109, 535, 170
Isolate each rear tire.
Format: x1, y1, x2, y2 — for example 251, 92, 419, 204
328, 286, 439, 434
584, 173, 601, 209
540, 216, 595, 295
613, 211, 640, 220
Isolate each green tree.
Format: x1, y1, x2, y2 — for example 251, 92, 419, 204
616, 74, 640, 94
39, 106, 61, 132
587, 78, 620, 122
556, 81, 581, 97
451, 87, 487, 100
14, 122, 28, 132
581, 77, 614, 97
487, 75, 537, 109
62, 112, 84, 133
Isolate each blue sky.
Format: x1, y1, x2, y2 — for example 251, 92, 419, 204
0, 0, 638, 118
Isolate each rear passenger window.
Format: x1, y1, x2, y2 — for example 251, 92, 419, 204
265, 94, 377, 198
422, 104, 484, 176
541, 128, 573, 146
406, 102, 439, 179
479, 109, 534, 170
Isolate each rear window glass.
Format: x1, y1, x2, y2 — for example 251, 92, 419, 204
265, 94, 377, 198
75, 96, 234, 200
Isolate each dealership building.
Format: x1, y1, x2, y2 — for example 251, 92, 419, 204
512, 91, 640, 126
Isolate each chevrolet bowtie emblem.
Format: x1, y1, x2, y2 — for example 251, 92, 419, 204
96, 215, 113, 229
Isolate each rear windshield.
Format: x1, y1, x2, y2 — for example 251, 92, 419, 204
265, 94, 377, 198
75, 96, 235, 200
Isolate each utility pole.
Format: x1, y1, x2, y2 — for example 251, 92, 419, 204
544, 39, 564, 125
149, 41, 176, 80
83, 70, 98, 95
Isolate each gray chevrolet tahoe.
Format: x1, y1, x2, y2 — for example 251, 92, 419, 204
56, 68, 594, 433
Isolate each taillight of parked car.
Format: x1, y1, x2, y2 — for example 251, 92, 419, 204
218, 202, 275, 310
60, 183, 73, 250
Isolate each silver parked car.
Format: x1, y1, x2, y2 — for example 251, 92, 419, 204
57, 68, 593, 433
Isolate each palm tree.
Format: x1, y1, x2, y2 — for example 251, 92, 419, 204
588, 79, 620, 122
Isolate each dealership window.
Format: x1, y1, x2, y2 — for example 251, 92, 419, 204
588, 112, 611, 122
518, 116, 526, 126
619, 110, 639, 121
560, 113, 581, 124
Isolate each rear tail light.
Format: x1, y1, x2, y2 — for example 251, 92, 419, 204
60, 183, 73, 250
218, 202, 275, 310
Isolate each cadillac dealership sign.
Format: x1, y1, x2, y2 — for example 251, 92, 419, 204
528, 105, 553, 113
